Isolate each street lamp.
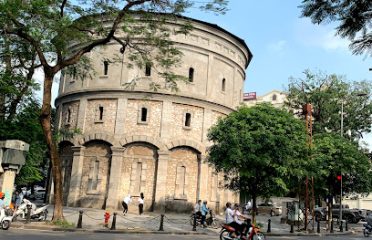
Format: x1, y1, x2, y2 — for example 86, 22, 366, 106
339, 92, 368, 223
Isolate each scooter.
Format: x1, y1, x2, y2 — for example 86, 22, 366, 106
0, 208, 13, 230
189, 210, 217, 227
220, 222, 266, 240
363, 223, 372, 237
13, 198, 48, 221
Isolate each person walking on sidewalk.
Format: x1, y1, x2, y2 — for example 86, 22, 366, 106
122, 194, 132, 215
201, 200, 209, 227
138, 192, 144, 215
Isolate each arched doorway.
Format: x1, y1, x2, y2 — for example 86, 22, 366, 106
167, 146, 201, 211
121, 143, 158, 211
81, 140, 112, 209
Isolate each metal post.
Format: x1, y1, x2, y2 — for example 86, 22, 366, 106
317, 220, 320, 233
340, 101, 343, 224
77, 210, 83, 228
158, 214, 164, 231
192, 213, 197, 231
26, 204, 32, 224
330, 220, 334, 233
340, 220, 343, 232
267, 219, 271, 233
290, 221, 294, 233
110, 212, 117, 230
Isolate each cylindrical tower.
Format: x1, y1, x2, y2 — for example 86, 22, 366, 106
54, 16, 252, 212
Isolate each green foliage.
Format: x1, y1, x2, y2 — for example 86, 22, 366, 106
311, 133, 372, 196
207, 104, 307, 199
0, 100, 46, 186
50, 219, 74, 228
300, 0, 372, 56
286, 70, 372, 139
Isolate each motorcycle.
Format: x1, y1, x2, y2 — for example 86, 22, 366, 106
13, 198, 48, 221
189, 210, 217, 227
0, 208, 13, 230
364, 223, 372, 237
220, 222, 266, 240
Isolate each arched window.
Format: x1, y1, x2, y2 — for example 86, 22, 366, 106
272, 94, 277, 101
141, 107, 148, 122
103, 61, 109, 75
222, 78, 226, 92
175, 166, 186, 198
188, 68, 194, 82
145, 63, 151, 76
184, 113, 191, 127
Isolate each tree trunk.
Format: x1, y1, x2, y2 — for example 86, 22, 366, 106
39, 72, 64, 221
252, 193, 257, 224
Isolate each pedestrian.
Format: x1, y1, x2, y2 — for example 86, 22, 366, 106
138, 193, 144, 215
122, 194, 132, 215
15, 190, 23, 210
201, 200, 209, 227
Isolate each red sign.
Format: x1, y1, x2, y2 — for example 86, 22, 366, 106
243, 92, 256, 101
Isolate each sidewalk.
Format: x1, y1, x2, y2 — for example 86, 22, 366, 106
10, 205, 358, 237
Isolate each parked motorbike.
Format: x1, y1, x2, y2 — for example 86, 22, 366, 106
0, 208, 13, 230
189, 210, 217, 227
364, 223, 372, 237
13, 198, 48, 221
220, 222, 266, 240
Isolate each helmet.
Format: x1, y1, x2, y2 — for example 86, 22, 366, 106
0, 192, 4, 198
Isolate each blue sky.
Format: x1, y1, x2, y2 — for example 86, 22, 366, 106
184, 0, 372, 149
185, 0, 371, 95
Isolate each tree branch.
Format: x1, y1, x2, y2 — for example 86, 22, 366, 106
60, 0, 67, 17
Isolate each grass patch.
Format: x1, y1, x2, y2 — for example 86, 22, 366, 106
51, 219, 74, 228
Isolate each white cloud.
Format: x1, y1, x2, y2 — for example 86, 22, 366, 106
267, 40, 287, 52
294, 19, 349, 52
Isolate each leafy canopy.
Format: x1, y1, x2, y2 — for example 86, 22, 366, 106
286, 70, 372, 140
207, 104, 307, 198
300, 0, 372, 56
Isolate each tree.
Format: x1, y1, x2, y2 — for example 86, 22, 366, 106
207, 104, 307, 222
0, 100, 46, 186
300, 0, 372, 56
286, 70, 372, 139
0, 0, 228, 221
311, 132, 372, 201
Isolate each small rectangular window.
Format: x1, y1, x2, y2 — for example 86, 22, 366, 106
145, 63, 151, 76
103, 61, 109, 75
188, 68, 194, 82
185, 113, 191, 127
222, 78, 226, 92
99, 106, 104, 121
141, 107, 147, 122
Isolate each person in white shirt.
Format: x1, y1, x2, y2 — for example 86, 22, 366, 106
122, 194, 132, 215
194, 200, 202, 219
233, 203, 249, 236
138, 192, 144, 215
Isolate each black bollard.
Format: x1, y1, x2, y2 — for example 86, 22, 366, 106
290, 221, 294, 233
26, 204, 32, 224
77, 210, 83, 229
345, 220, 348, 231
267, 219, 271, 233
317, 220, 320, 233
340, 220, 343, 232
110, 212, 117, 230
192, 213, 197, 231
330, 220, 334, 233
158, 214, 164, 231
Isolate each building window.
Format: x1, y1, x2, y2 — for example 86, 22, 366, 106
272, 94, 277, 101
88, 158, 99, 191
95, 105, 104, 123
175, 166, 186, 198
138, 106, 149, 124
66, 108, 72, 124
145, 63, 151, 76
222, 78, 226, 92
188, 68, 194, 82
103, 61, 109, 76
141, 107, 147, 122
184, 113, 191, 127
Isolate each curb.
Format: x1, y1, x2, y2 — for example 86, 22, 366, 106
266, 230, 355, 237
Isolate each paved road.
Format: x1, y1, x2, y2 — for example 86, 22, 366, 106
0, 229, 369, 240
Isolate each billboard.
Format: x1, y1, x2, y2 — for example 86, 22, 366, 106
243, 92, 256, 101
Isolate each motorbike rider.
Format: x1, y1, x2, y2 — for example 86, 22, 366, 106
233, 203, 250, 237
201, 200, 209, 227
0, 192, 6, 219
194, 200, 202, 219
225, 202, 239, 238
